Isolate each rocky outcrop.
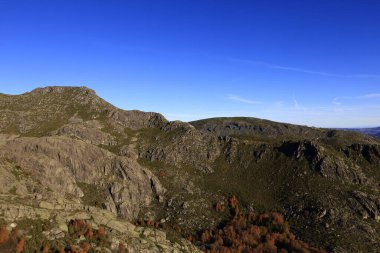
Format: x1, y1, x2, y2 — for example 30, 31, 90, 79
0, 196, 200, 253
344, 143, 380, 165
279, 141, 369, 184
349, 191, 380, 221
140, 122, 220, 173
105, 109, 167, 129
220, 136, 240, 163
52, 120, 117, 146
191, 117, 325, 139
29, 86, 95, 96
317, 156, 368, 184
0, 136, 165, 220
219, 136, 270, 165
279, 141, 320, 160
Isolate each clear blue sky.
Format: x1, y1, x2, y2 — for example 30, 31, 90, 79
1, 0, 379, 127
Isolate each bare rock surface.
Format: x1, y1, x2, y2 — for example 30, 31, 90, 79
52, 119, 117, 146
0, 135, 165, 220
140, 121, 220, 173
0, 195, 200, 253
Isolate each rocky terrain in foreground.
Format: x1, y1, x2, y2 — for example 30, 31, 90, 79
0, 86, 379, 252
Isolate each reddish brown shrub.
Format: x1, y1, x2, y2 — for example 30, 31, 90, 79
42, 244, 49, 253
0, 227, 10, 244
97, 227, 106, 238
201, 230, 212, 244
228, 195, 239, 209
15, 238, 25, 253
215, 202, 225, 212
68, 219, 92, 239
85, 228, 94, 240
158, 170, 166, 178
81, 242, 91, 253
195, 196, 327, 253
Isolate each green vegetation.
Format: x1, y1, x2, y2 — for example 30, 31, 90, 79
11, 165, 23, 181
8, 186, 17, 195
77, 183, 108, 207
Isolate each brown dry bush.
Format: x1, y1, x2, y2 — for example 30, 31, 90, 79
0, 227, 24, 253
0, 227, 10, 244
215, 202, 225, 213
42, 244, 49, 253
195, 196, 327, 253
15, 238, 25, 253
81, 241, 91, 253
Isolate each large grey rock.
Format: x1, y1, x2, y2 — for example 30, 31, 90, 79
0, 136, 165, 220
140, 121, 220, 173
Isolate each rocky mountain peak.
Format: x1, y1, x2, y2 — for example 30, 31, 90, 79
29, 86, 97, 96
0, 86, 168, 135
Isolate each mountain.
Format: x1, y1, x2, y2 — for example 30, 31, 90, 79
0, 86, 379, 253
348, 127, 380, 139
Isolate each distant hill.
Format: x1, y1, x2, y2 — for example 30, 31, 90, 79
347, 127, 380, 139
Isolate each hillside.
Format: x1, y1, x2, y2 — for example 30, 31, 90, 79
0, 86, 379, 253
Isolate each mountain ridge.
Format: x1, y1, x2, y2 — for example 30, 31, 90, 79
0, 86, 380, 253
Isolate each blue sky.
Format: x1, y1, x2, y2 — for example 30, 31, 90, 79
0, 0, 379, 127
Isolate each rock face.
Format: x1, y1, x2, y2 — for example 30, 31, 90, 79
0, 136, 165, 220
349, 191, 380, 221
278, 141, 370, 185
52, 119, 117, 146
140, 121, 220, 173
345, 143, 380, 165
1, 86, 380, 253
0, 197, 201, 253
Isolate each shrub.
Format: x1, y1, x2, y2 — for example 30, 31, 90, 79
0, 227, 10, 244
15, 238, 25, 253
195, 196, 327, 253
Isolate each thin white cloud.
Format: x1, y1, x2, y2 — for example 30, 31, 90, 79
332, 97, 341, 105
333, 93, 380, 105
349, 74, 380, 79
224, 57, 380, 79
228, 95, 262, 105
273, 101, 285, 107
292, 95, 300, 109
358, 93, 380, 99
269, 64, 334, 76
